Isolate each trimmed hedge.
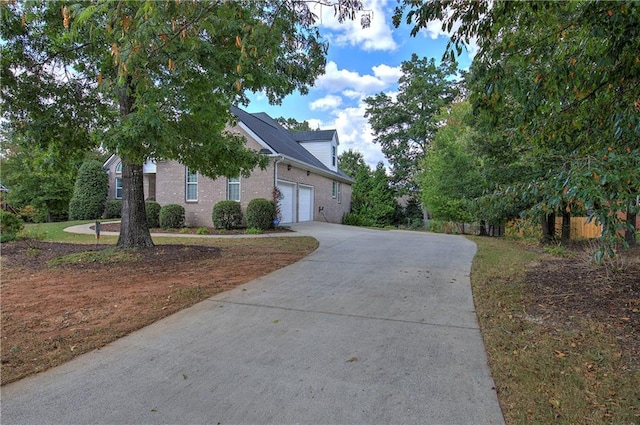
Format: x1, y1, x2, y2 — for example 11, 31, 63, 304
159, 204, 185, 229
246, 198, 276, 230
1, 210, 24, 243
105, 200, 122, 219
68, 160, 108, 220
145, 201, 161, 228
212, 200, 243, 230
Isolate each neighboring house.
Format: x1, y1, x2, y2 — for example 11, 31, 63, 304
104, 106, 353, 227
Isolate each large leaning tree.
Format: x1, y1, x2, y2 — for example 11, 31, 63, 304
1, 0, 368, 248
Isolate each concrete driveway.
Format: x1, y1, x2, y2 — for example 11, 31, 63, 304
1, 222, 504, 424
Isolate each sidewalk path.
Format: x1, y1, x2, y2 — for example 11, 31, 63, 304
3, 222, 504, 424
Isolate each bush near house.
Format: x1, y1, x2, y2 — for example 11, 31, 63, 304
105, 200, 122, 219
0, 210, 24, 243
145, 201, 161, 228
68, 160, 108, 221
159, 204, 185, 229
246, 198, 276, 231
212, 200, 243, 230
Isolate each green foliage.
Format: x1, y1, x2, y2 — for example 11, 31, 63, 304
145, 201, 161, 229
397, 0, 640, 258
196, 227, 209, 235
1, 1, 367, 247
68, 160, 108, 221
245, 227, 263, 235
1, 210, 24, 242
18, 205, 39, 223
159, 204, 185, 229
0, 141, 77, 222
419, 102, 483, 223
246, 198, 276, 231
364, 54, 460, 193
347, 162, 397, 227
212, 201, 243, 230
105, 200, 122, 219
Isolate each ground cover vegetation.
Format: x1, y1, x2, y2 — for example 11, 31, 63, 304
471, 236, 639, 424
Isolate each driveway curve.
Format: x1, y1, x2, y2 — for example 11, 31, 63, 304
2, 222, 504, 424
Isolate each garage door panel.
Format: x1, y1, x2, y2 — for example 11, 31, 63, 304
298, 185, 313, 222
277, 181, 295, 223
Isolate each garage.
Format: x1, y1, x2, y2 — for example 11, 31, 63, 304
277, 181, 295, 223
298, 185, 313, 222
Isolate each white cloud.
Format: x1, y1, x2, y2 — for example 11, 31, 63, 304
313, 0, 398, 52
419, 18, 478, 62
371, 63, 402, 84
315, 61, 388, 94
309, 94, 343, 111
312, 102, 387, 169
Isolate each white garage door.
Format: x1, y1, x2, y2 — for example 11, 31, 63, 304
298, 185, 313, 222
277, 181, 295, 223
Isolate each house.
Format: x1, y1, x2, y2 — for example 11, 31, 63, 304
104, 107, 353, 227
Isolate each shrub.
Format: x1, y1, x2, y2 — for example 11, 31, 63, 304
105, 200, 122, 219
1, 210, 24, 243
342, 212, 375, 227
19, 205, 39, 223
145, 201, 161, 228
212, 200, 243, 230
159, 204, 185, 229
246, 198, 276, 230
245, 227, 262, 235
68, 160, 108, 220
196, 227, 209, 235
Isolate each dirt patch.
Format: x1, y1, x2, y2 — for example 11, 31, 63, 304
524, 243, 640, 368
1, 237, 317, 385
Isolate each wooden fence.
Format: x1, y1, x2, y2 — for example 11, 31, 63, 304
506, 217, 602, 239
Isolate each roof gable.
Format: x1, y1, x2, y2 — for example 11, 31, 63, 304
231, 106, 339, 175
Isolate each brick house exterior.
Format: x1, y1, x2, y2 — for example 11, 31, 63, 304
104, 107, 353, 227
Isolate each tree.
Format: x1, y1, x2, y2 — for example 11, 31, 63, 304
395, 1, 640, 257
364, 54, 459, 194
344, 161, 397, 227
338, 149, 368, 179
68, 160, 109, 220
276, 117, 314, 132
1, 0, 368, 248
419, 102, 483, 223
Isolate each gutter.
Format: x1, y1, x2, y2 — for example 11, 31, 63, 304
277, 154, 355, 184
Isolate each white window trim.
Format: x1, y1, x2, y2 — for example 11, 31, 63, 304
115, 177, 122, 199
332, 181, 337, 199
337, 182, 342, 204
186, 167, 198, 202
227, 177, 241, 202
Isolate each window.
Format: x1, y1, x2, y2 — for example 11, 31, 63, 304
186, 168, 198, 202
227, 177, 240, 202
332, 145, 337, 167
332, 181, 341, 202
115, 177, 123, 199
115, 162, 122, 199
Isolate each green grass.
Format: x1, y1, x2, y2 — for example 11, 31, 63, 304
469, 236, 639, 424
24, 220, 119, 244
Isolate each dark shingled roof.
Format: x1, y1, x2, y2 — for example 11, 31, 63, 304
231, 106, 352, 182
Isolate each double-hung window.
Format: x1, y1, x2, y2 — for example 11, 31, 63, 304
332, 181, 341, 203
186, 168, 198, 202
115, 162, 123, 199
227, 177, 240, 202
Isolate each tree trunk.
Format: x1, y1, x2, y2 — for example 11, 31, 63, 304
116, 81, 153, 249
117, 159, 154, 249
478, 220, 488, 236
561, 208, 571, 241
541, 212, 556, 242
625, 203, 637, 247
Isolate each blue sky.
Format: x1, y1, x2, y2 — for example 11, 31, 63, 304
245, 0, 475, 168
